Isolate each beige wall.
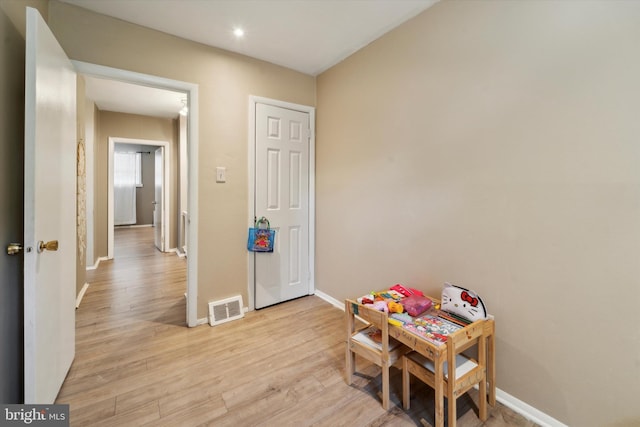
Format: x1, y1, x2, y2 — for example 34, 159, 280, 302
96, 111, 178, 255
317, 1, 640, 426
47, 0, 316, 317
0, 0, 47, 37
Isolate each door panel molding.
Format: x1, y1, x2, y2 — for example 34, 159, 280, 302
248, 96, 316, 311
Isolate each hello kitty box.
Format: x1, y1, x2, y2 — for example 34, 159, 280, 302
440, 282, 488, 322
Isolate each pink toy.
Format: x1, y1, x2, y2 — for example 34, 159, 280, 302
372, 300, 389, 313
403, 295, 433, 317
390, 284, 424, 297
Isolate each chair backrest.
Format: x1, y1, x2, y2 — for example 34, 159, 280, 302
445, 319, 487, 394
345, 299, 390, 354
346, 299, 409, 411
447, 320, 485, 353
348, 300, 386, 326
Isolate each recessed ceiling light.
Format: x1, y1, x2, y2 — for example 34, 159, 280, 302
233, 28, 245, 38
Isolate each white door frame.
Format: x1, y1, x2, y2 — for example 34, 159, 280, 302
247, 95, 315, 311
108, 138, 169, 256
73, 60, 199, 327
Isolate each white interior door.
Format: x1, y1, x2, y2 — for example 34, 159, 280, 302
24, 7, 76, 403
153, 147, 164, 251
254, 103, 310, 309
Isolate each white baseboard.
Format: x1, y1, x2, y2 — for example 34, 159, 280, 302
183, 292, 207, 326
313, 289, 343, 309
115, 224, 152, 228
76, 283, 89, 308
496, 389, 567, 427
168, 247, 187, 258
86, 256, 109, 271
313, 288, 567, 427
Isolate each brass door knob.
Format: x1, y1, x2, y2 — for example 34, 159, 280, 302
6, 243, 22, 255
38, 240, 59, 253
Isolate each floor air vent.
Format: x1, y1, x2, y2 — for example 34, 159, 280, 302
208, 296, 244, 326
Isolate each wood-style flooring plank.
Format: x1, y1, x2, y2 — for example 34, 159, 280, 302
58, 227, 537, 427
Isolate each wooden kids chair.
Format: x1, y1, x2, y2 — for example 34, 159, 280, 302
402, 320, 488, 427
345, 299, 409, 410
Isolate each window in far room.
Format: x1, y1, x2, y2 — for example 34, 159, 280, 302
135, 152, 142, 187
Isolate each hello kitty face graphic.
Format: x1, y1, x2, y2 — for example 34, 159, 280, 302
441, 282, 487, 322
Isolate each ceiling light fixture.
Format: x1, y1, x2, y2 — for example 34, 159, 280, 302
233, 27, 245, 38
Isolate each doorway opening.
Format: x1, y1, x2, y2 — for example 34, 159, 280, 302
74, 60, 199, 327
108, 138, 169, 258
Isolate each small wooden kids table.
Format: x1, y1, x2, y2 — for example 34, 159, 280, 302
345, 295, 496, 427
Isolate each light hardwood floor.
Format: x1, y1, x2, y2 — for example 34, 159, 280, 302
58, 227, 537, 426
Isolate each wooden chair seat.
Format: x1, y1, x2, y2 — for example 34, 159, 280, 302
351, 326, 404, 352
404, 351, 479, 380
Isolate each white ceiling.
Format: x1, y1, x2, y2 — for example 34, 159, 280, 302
84, 76, 186, 119
70, 0, 438, 118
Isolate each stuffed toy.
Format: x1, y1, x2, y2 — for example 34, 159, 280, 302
372, 300, 389, 313
441, 282, 487, 322
387, 301, 404, 314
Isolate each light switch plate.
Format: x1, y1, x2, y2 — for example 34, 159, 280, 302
216, 167, 226, 183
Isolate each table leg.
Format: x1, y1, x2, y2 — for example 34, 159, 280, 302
345, 306, 355, 385
479, 331, 488, 421
402, 356, 410, 410
488, 331, 496, 406
382, 365, 390, 410
434, 360, 445, 427
345, 344, 355, 385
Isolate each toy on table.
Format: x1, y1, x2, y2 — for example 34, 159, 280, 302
357, 292, 376, 305
390, 283, 424, 297
387, 301, 404, 314
388, 318, 403, 327
372, 300, 388, 312
376, 290, 403, 301
357, 289, 407, 314
440, 282, 487, 322
390, 312, 413, 325
405, 313, 462, 345
402, 294, 433, 317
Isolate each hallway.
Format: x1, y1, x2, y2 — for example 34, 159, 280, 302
84, 226, 186, 326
